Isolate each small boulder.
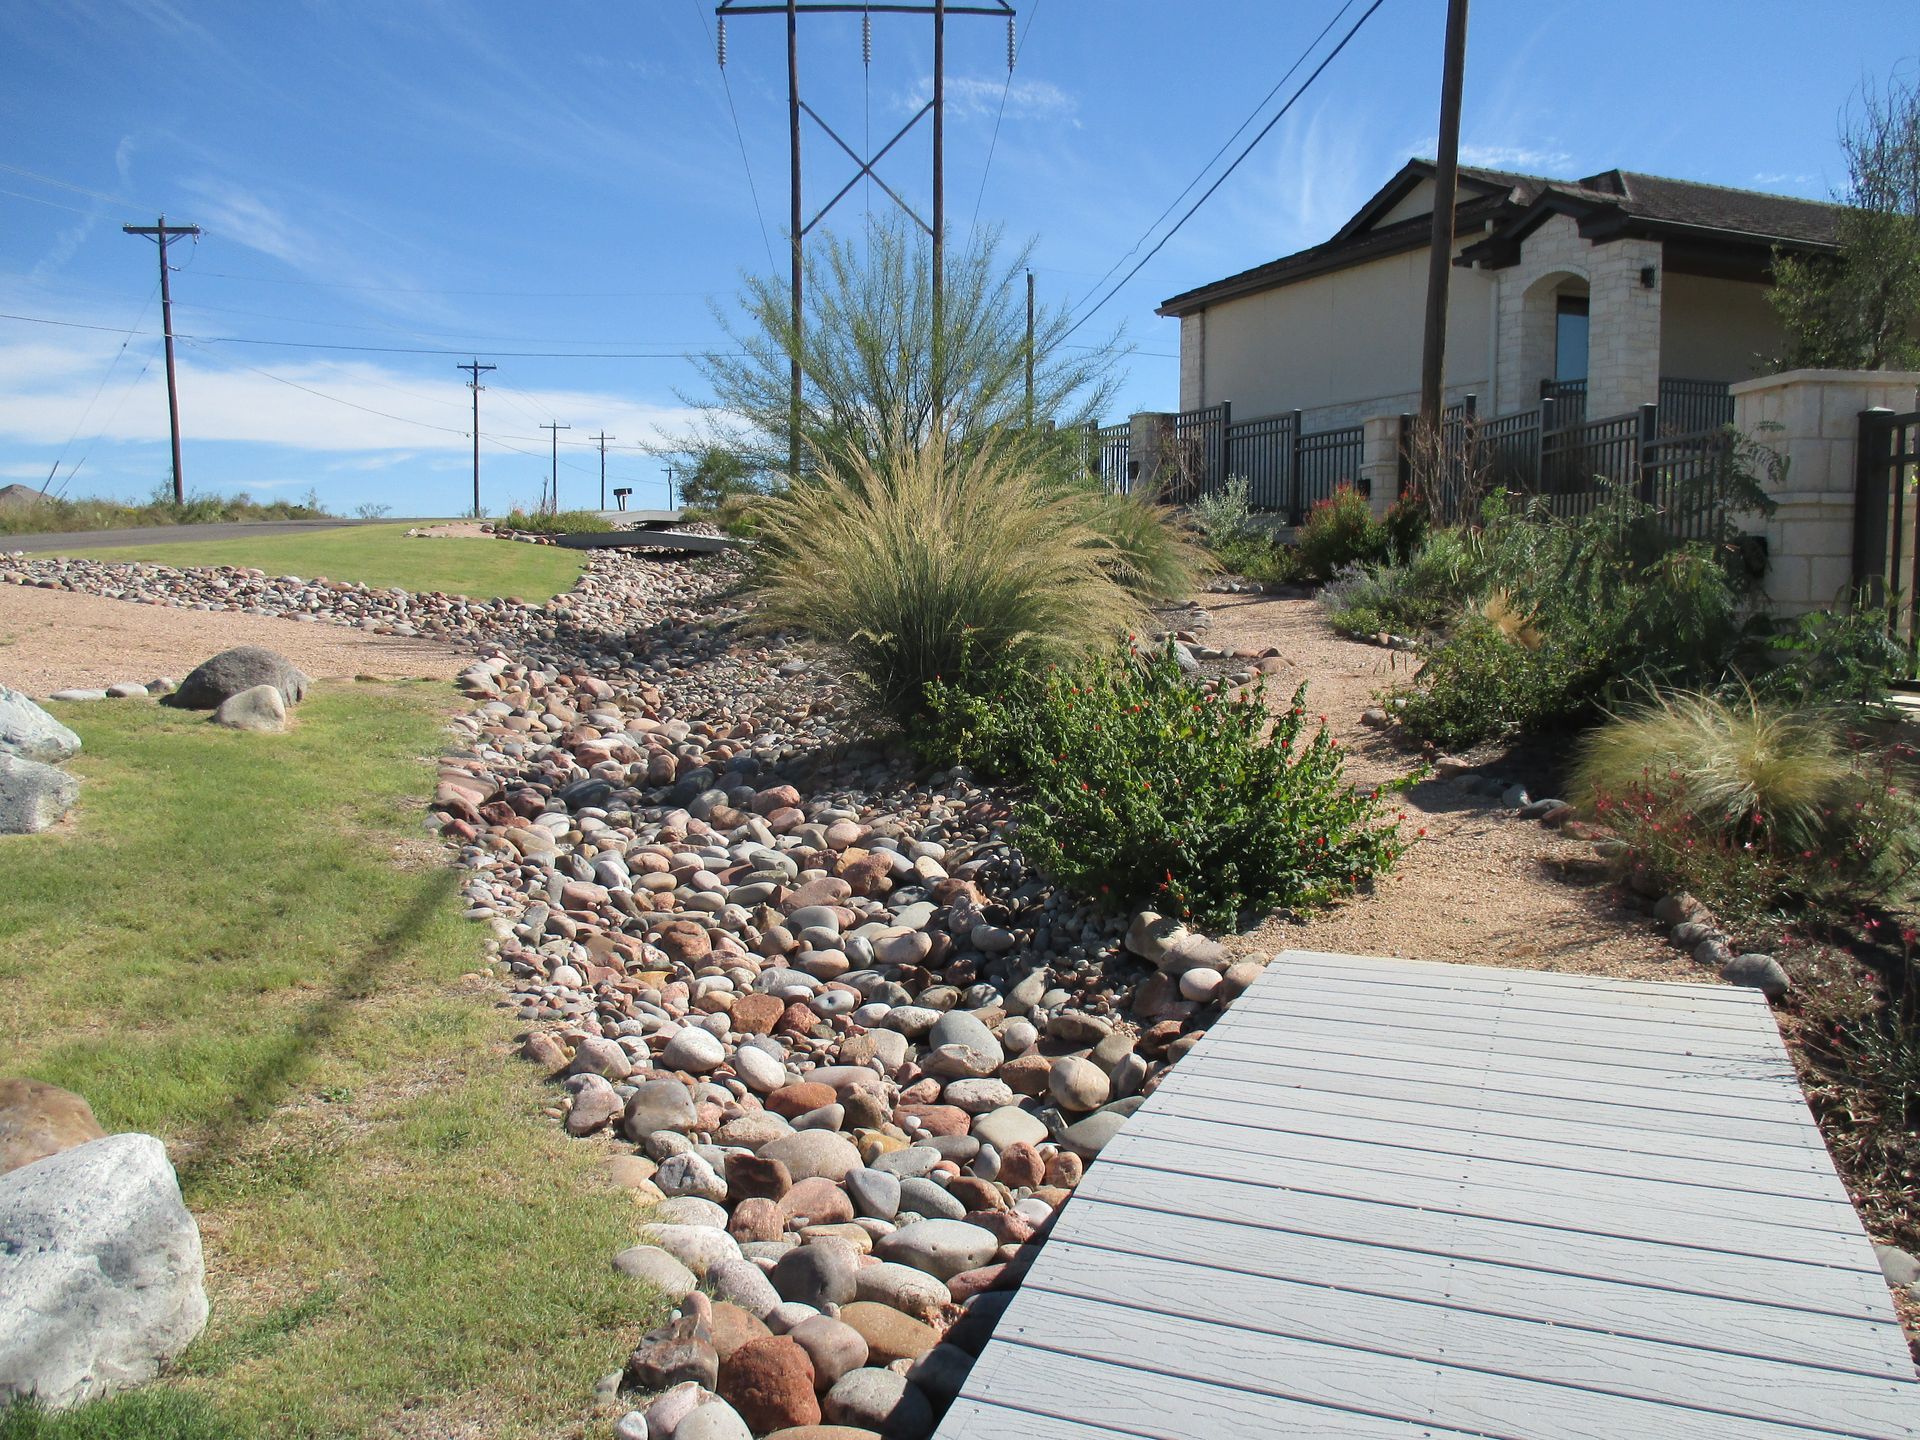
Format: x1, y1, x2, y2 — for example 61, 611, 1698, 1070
0, 1079, 106, 1177
0, 753, 79, 835
211, 684, 288, 733
0, 685, 80, 764
718, 1335, 820, 1432
164, 646, 310, 710
1722, 953, 1790, 1000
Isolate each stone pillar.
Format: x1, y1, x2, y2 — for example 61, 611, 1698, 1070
1128, 412, 1175, 497
1179, 313, 1206, 412
1585, 238, 1663, 418
1360, 413, 1403, 518
1731, 368, 1920, 615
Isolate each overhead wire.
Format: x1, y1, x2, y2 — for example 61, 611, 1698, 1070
53, 343, 162, 499
0, 311, 743, 359
969, 0, 1042, 236
1062, 0, 1387, 341
694, 0, 781, 276
39, 278, 162, 490
1066, 0, 1356, 321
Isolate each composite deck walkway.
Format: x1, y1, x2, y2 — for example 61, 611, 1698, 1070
936, 949, 1920, 1440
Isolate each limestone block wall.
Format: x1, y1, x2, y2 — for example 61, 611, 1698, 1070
1732, 369, 1920, 614
1492, 213, 1662, 419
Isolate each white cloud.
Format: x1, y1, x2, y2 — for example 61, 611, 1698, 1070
1406, 140, 1575, 175
901, 75, 1078, 125
0, 328, 703, 461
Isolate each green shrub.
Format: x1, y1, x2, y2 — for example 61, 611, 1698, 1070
1320, 528, 1483, 639
1394, 617, 1592, 748
502, 508, 613, 535
1572, 690, 1920, 920
1747, 599, 1907, 711
0, 486, 330, 537
923, 643, 1404, 927
1294, 484, 1390, 581
1190, 475, 1258, 549
750, 433, 1143, 722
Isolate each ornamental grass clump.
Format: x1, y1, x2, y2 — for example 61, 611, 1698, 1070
925, 643, 1406, 928
750, 432, 1144, 722
1571, 689, 1920, 920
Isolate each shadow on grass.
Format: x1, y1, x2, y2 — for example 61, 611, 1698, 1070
173, 869, 454, 1194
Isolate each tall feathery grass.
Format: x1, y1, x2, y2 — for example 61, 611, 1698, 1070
1572, 689, 1920, 918
751, 434, 1151, 721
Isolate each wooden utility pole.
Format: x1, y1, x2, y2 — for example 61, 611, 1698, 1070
540, 421, 570, 513
457, 358, 495, 518
1418, 0, 1470, 425
717, 0, 1013, 466
591, 431, 615, 511
1024, 267, 1035, 427
787, 0, 804, 483
931, 0, 946, 430
122, 215, 201, 504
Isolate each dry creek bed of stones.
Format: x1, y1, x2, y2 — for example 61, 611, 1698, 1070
9, 545, 1269, 1440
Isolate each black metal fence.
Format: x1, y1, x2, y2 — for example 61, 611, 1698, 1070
1167, 403, 1227, 504
1540, 377, 1588, 426
1658, 376, 1737, 435
1223, 411, 1296, 513
1087, 421, 1131, 494
1854, 407, 1920, 683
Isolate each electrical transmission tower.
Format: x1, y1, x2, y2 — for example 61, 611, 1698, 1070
715, 0, 1017, 480
122, 215, 202, 504
591, 431, 615, 511
457, 358, 496, 518
540, 421, 571, 514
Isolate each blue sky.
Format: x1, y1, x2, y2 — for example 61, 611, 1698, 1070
0, 0, 1900, 517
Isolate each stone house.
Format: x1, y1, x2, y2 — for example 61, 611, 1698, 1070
1158, 158, 1844, 430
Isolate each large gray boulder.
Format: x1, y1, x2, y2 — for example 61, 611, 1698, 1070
162, 647, 310, 711
0, 753, 79, 835
0, 685, 80, 764
0, 1133, 209, 1410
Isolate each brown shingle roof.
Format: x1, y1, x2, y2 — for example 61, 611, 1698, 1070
1158, 158, 1845, 315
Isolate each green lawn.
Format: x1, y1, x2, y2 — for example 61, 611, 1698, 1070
76, 523, 583, 602
0, 687, 660, 1440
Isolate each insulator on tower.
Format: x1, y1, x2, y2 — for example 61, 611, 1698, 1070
716, 15, 727, 67
862, 11, 872, 66
1006, 15, 1016, 70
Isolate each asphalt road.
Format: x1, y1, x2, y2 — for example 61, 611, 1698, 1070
1, 518, 445, 554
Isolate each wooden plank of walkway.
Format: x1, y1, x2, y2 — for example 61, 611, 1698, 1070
933, 949, 1919, 1440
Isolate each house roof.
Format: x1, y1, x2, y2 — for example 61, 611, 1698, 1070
1156, 158, 1845, 316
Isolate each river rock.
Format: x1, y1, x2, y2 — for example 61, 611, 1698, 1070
718, 1335, 820, 1432
759, 1130, 861, 1183
875, 1219, 998, 1280
614, 1245, 699, 1299
824, 1368, 933, 1440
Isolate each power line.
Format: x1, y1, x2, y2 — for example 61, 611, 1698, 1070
970, 0, 1042, 235
1062, 0, 1387, 341
0, 311, 742, 359
693, 0, 780, 276
40, 279, 161, 491
54, 343, 162, 500
187, 270, 720, 299
1068, 0, 1356, 320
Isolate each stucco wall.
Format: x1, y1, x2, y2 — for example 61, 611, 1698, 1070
1192, 240, 1492, 422
1658, 272, 1783, 383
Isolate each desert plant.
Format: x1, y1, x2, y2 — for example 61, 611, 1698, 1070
1190, 474, 1258, 549
1080, 487, 1208, 602
923, 643, 1404, 927
689, 217, 1124, 479
1747, 598, 1908, 711
1293, 484, 1390, 581
504, 509, 613, 535
750, 431, 1142, 722
1572, 690, 1920, 917
1321, 528, 1484, 639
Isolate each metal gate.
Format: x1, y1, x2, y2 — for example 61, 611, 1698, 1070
1853, 407, 1920, 683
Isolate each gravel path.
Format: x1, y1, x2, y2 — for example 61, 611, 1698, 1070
0, 583, 466, 696
1198, 591, 1685, 982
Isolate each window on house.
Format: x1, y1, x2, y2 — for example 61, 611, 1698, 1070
1555, 294, 1590, 383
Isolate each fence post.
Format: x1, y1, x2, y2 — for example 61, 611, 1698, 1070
1288, 408, 1305, 523
1636, 402, 1659, 506
1217, 400, 1232, 495
1853, 408, 1896, 607
1535, 395, 1556, 493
